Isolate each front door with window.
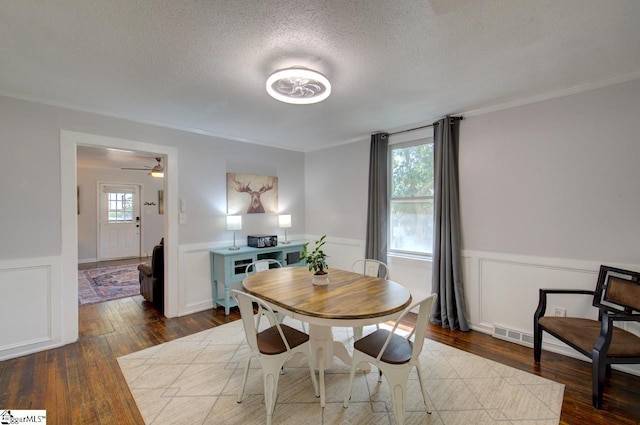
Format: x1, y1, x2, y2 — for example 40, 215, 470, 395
99, 184, 141, 260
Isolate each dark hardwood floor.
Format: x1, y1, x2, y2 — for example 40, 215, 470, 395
1, 264, 639, 424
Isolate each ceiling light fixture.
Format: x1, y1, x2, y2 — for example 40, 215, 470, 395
266, 68, 331, 104
150, 157, 164, 178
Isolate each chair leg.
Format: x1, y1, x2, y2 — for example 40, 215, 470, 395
303, 347, 320, 398
318, 347, 325, 408
415, 364, 432, 414
343, 355, 360, 408
237, 356, 252, 403
389, 382, 407, 425
533, 322, 543, 363
263, 369, 281, 425
592, 351, 607, 409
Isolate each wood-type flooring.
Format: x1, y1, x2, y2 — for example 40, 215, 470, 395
1, 263, 639, 424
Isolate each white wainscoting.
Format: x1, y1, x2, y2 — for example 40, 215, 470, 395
462, 249, 640, 376
177, 235, 365, 317
177, 242, 221, 317
0, 256, 63, 361
176, 239, 640, 376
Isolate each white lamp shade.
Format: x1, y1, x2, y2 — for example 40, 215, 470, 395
278, 214, 292, 228
227, 215, 242, 231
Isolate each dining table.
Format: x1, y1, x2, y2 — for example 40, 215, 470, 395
242, 266, 412, 406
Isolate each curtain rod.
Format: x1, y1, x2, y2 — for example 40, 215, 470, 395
386, 116, 463, 137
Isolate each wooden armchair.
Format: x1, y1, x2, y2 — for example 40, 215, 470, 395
534, 265, 640, 409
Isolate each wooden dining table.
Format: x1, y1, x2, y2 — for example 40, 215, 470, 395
243, 266, 412, 406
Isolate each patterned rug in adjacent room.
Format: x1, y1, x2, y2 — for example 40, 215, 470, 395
78, 264, 141, 305
118, 320, 565, 425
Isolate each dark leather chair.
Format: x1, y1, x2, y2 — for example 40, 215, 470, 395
138, 238, 164, 313
534, 265, 640, 408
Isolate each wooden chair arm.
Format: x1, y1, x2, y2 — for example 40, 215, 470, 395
539, 289, 595, 295
535, 289, 595, 319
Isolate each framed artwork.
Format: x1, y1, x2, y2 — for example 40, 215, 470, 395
158, 190, 164, 214
227, 172, 278, 214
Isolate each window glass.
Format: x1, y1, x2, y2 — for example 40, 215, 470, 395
107, 192, 134, 222
389, 141, 434, 255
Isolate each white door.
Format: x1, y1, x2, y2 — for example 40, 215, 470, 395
99, 183, 141, 260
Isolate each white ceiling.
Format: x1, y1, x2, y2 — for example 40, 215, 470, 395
2, 1, 640, 153
76, 145, 161, 169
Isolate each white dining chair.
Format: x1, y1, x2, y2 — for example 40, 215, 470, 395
232, 290, 319, 425
351, 258, 389, 279
245, 260, 283, 329
244, 259, 306, 332
343, 293, 438, 425
351, 259, 390, 339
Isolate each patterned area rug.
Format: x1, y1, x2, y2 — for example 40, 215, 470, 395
78, 264, 141, 306
118, 320, 565, 425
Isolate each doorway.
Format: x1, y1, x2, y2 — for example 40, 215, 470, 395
61, 130, 178, 345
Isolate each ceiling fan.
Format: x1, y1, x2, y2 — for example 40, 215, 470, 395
122, 157, 164, 177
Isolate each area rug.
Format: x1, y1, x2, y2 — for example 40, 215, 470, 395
78, 264, 140, 306
118, 320, 564, 425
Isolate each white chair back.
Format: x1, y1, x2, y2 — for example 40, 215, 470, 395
245, 259, 282, 277
232, 289, 289, 353
375, 294, 438, 362
344, 293, 438, 424
351, 259, 389, 279
231, 289, 319, 424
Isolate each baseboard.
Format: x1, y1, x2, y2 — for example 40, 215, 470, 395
78, 257, 98, 264
178, 300, 215, 317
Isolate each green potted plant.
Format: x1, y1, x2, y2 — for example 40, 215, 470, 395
301, 235, 329, 281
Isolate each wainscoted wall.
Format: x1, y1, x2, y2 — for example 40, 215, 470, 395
0, 256, 63, 361
175, 234, 433, 317
177, 242, 220, 317
462, 249, 640, 376
176, 235, 307, 317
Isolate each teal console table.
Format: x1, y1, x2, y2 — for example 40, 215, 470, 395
209, 241, 306, 315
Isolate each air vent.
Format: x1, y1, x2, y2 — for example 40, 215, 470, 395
492, 325, 534, 348
494, 327, 508, 337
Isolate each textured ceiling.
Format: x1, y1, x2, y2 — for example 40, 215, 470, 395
1, 1, 640, 152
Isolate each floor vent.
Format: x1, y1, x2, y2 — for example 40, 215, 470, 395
492, 325, 534, 347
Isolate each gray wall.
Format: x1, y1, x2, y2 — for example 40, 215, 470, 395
0, 95, 306, 262
304, 140, 369, 239
459, 79, 640, 265
77, 167, 165, 261
303, 79, 640, 267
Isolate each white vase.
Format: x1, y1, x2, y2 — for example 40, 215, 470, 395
312, 273, 329, 286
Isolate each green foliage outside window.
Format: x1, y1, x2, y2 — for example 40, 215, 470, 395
390, 142, 434, 254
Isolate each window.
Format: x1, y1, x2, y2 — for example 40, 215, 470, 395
389, 140, 434, 256
107, 192, 134, 222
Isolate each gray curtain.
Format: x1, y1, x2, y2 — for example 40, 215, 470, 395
431, 117, 469, 331
365, 133, 389, 261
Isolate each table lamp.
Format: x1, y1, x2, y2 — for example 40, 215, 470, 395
278, 214, 291, 244
227, 215, 242, 250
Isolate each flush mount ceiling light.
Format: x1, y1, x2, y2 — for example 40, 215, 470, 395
266, 68, 331, 104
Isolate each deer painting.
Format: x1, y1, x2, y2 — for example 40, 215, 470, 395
227, 173, 278, 214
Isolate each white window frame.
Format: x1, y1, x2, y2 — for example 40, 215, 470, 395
388, 135, 435, 258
